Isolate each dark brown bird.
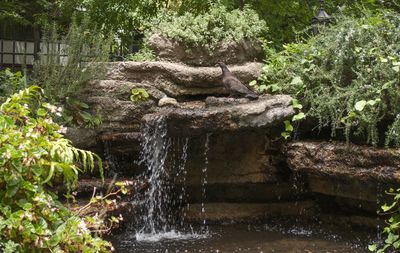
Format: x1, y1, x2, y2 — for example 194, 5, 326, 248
217, 62, 259, 100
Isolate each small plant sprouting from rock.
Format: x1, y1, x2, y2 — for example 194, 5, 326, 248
130, 88, 149, 102
281, 99, 305, 140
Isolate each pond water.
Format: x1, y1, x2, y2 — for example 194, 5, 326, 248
111, 223, 375, 253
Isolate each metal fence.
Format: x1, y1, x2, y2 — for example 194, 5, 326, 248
0, 39, 70, 71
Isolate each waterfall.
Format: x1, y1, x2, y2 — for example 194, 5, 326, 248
136, 116, 172, 236
133, 116, 206, 242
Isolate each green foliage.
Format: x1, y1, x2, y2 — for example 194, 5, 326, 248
369, 188, 400, 252
146, 4, 267, 51
0, 69, 26, 99
280, 99, 305, 140
258, 10, 400, 146
32, 17, 109, 128
130, 88, 149, 102
33, 17, 110, 102
61, 98, 103, 128
126, 44, 158, 62
0, 86, 111, 252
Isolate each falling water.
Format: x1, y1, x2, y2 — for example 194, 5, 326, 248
135, 116, 172, 238
134, 116, 206, 242
201, 133, 211, 232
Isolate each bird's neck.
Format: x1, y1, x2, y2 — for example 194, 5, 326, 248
221, 66, 231, 75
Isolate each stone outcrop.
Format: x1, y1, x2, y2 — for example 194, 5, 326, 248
285, 141, 400, 207
77, 61, 262, 135
64, 60, 295, 186
286, 141, 400, 183
103, 61, 262, 98
144, 95, 294, 136
148, 34, 264, 66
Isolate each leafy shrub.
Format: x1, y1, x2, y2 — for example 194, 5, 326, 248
0, 86, 112, 252
257, 10, 400, 146
369, 189, 400, 252
0, 68, 26, 99
33, 18, 110, 102
61, 97, 103, 128
32, 18, 110, 128
125, 44, 158, 62
146, 4, 267, 51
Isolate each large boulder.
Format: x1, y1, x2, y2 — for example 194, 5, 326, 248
148, 34, 264, 66
105, 61, 263, 97
285, 141, 400, 204
143, 95, 295, 136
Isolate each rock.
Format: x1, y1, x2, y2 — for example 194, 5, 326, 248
286, 141, 400, 183
185, 201, 316, 224
65, 128, 98, 149
144, 94, 295, 136
148, 34, 264, 66
158, 97, 179, 107
320, 214, 385, 229
205, 96, 250, 106
285, 141, 400, 202
104, 61, 262, 97
186, 183, 304, 203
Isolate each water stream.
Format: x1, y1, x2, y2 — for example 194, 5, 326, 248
133, 116, 206, 242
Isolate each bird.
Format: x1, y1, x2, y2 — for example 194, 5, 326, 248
217, 62, 259, 100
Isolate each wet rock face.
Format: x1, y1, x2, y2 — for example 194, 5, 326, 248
148, 34, 264, 66
286, 141, 400, 183
285, 141, 400, 204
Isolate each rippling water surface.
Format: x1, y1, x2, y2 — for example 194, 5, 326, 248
111, 223, 374, 253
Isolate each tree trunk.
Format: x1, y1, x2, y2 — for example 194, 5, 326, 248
33, 25, 40, 61
239, 0, 245, 10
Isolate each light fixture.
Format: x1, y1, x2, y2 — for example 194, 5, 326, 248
312, 0, 332, 35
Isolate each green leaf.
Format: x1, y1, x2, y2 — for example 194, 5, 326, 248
281, 131, 291, 140
249, 80, 257, 86
292, 112, 305, 121
355, 100, 367, 111
284, 120, 294, 132
385, 232, 399, 244
292, 99, 303, 109
290, 76, 303, 85
392, 66, 400, 72
37, 108, 47, 117
22, 203, 33, 211
368, 244, 377, 252
258, 85, 268, 92
382, 202, 397, 212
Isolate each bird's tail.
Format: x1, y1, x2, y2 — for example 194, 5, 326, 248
245, 92, 259, 100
